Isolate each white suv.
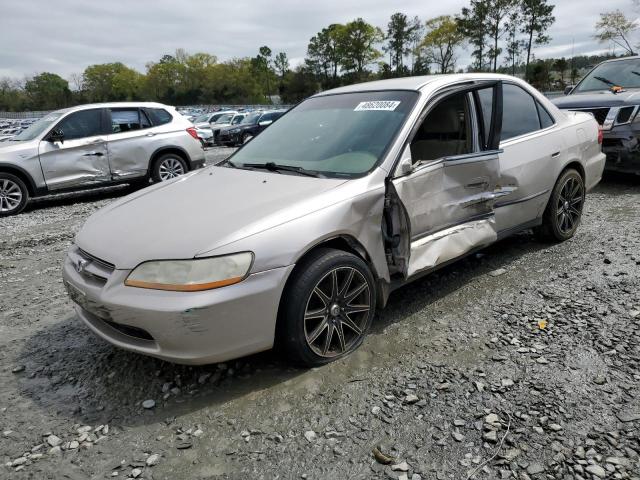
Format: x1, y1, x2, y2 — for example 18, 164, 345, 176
0, 102, 205, 216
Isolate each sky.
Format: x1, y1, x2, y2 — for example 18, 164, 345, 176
0, 0, 637, 82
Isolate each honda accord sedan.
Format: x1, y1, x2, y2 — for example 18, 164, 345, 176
63, 74, 605, 367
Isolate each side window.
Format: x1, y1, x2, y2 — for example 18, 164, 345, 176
410, 92, 472, 163
146, 108, 173, 126
537, 102, 555, 129
140, 110, 152, 129
476, 87, 494, 149
231, 115, 243, 125
110, 109, 144, 133
55, 109, 103, 140
501, 84, 542, 141
259, 113, 275, 123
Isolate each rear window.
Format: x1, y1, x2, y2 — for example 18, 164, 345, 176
146, 108, 173, 126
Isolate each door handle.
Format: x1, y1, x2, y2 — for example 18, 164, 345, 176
82, 152, 104, 157
88, 139, 105, 144
551, 152, 560, 158
146, 132, 156, 137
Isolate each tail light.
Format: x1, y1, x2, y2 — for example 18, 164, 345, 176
597, 126, 603, 145
186, 127, 199, 141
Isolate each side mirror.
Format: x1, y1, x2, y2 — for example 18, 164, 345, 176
396, 147, 413, 176
564, 85, 574, 95
48, 128, 64, 143
258, 120, 273, 126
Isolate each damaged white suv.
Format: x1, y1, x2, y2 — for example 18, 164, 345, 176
0, 102, 205, 216
63, 75, 605, 367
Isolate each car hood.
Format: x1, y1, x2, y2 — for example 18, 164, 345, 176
75, 166, 348, 269
0, 139, 38, 157
552, 90, 640, 109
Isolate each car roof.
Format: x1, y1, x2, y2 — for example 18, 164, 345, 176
598, 55, 640, 64
314, 73, 519, 96
55, 102, 171, 114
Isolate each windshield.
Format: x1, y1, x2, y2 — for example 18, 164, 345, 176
229, 90, 419, 178
240, 112, 260, 125
215, 113, 234, 124
194, 114, 211, 123
12, 112, 64, 141
574, 58, 640, 93
231, 115, 244, 125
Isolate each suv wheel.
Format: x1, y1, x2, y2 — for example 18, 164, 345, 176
0, 173, 29, 217
152, 154, 187, 182
280, 248, 376, 367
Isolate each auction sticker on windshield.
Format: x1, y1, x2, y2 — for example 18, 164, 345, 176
354, 101, 401, 111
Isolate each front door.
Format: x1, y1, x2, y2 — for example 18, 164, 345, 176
105, 108, 156, 180
38, 108, 110, 191
388, 82, 506, 278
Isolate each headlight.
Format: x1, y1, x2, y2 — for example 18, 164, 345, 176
124, 253, 253, 291
229, 128, 241, 133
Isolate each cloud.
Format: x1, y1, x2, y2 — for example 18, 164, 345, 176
0, 0, 636, 80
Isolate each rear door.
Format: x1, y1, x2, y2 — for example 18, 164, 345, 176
105, 108, 155, 180
388, 82, 507, 278
38, 108, 110, 190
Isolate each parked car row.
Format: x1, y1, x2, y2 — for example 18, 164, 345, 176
0, 118, 38, 142
57, 73, 605, 368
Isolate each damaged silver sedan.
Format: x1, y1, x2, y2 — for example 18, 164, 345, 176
63, 74, 605, 367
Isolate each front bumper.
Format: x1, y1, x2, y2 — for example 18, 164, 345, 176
216, 131, 241, 145
602, 131, 640, 174
62, 246, 294, 365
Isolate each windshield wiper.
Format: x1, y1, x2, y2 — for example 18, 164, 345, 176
240, 162, 323, 178
593, 76, 618, 87
218, 159, 238, 168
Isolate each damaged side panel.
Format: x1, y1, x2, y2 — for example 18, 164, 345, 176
387, 153, 504, 279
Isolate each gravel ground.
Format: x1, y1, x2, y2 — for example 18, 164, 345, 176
0, 152, 639, 480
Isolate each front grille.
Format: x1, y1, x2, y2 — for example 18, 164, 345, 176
70, 247, 115, 286
575, 108, 610, 125
78, 248, 115, 272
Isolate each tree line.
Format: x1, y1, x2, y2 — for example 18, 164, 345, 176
0, 0, 636, 112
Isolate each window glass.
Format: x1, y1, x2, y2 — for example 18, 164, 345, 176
537, 102, 555, 129
140, 110, 151, 129
231, 115, 244, 125
230, 90, 419, 177
110, 109, 144, 133
476, 88, 494, 148
573, 58, 640, 92
56, 109, 103, 140
146, 108, 173, 126
410, 92, 472, 163
501, 84, 541, 141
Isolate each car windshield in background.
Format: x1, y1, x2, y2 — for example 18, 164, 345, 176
574, 58, 640, 92
11, 112, 64, 141
215, 114, 234, 124
194, 114, 210, 123
240, 112, 261, 125
229, 91, 419, 178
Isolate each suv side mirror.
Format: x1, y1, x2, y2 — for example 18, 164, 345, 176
564, 85, 574, 95
258, 120, 273, 126
48, 128, 64, 143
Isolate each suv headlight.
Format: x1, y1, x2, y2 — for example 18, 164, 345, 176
229, 128, 241, 133
124, 253, 253, 291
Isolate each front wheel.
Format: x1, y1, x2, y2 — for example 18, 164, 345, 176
535, 168, 585, 242
152, 154, 188, 182
0, 173, 29, 217
279, 248, 376, 367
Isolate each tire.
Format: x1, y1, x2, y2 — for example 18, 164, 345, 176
240, 133, 253, 145
534, 168, 585, 242
151, 154, 188, 183
279, 248, 376, 367
0, 172, 29, 217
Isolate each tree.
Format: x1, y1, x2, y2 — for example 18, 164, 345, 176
457, 0, 490, 71
594, 10, 636, 55
408, 15, 425, 74
306, 24, 345, 86
504, 10, 523, 75
339, 18, 384, 79
520, 0, 555, 81
384, 12, 417, 75
553, 57, 568, 84
281, 65, 318, 103
24, 73, 71, 110
254, 46, 274, 99
485, 0, 517, 72
83, 63, 143, 102
419, 16, 465, 74
274, 52, 289, 79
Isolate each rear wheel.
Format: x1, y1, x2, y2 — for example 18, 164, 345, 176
0, 173, 28, 217
280, 248, 376, 367
152, 154, 188, 182
535, 168, 585, 242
